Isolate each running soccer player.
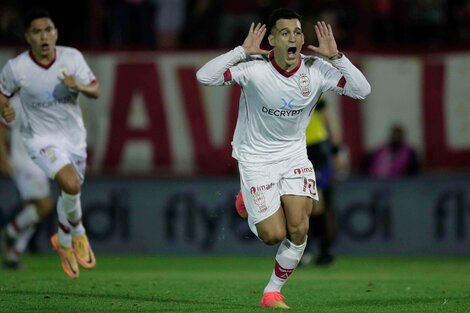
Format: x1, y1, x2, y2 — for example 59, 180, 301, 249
197, 8, 370, 309
0, 97, 54, 269
0, 8, 100, 279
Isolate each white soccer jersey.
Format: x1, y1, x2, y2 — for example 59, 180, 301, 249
8, 96, 33, 167
197, 46, 370, 164
0, 46, 97, 154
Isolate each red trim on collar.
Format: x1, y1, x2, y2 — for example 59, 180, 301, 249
28, 48, 56, 69
269, 51, 301, 78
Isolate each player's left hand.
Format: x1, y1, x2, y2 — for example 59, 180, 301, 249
306, 21, 339, 59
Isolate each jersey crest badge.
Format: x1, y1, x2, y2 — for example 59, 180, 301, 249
298, 73, 311, 96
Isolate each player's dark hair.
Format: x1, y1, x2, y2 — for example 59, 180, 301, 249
23, 8, 52, 30
267, 8, 301, 32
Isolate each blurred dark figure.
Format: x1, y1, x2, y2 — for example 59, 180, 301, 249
0, 2, 22, 45
180, 0, 222, 48
152, 0, 186, 49
217, 1, 262, 47
367, 124, 419, 178
109, 0, 156, 48
301, 99, 349, 267
405, 0, 447, 47
302, 0, 359, 49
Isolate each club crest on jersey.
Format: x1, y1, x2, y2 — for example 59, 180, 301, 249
40, 146, 57, 163
298, 73, 311, 96
249, 186, 268, 213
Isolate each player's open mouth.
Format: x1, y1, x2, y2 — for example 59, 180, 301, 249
287, 47, 297, 59
41, 43, 49, 51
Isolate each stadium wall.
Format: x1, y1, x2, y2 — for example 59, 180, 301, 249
1, 175, 469, 255
1, 49, 469, 175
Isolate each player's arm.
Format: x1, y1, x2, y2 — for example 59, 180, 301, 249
197, 23, 269, 86
0, 92, 15, 123
62, 74, 100, 99
0, 123, 12, 176
307, 21, 371, 99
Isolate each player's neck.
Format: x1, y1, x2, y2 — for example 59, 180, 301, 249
29, 49, 56, 67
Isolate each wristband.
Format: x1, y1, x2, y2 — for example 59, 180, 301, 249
329, 52, 343, 60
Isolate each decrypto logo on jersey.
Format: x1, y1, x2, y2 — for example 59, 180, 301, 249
261, 98, 303, 117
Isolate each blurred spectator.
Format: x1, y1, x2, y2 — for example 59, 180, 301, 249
217, 1, 262, 47
180, 0, 222, 48
302, 0, 359, 49
366, 124, 419, 178
0, 2, 22, 45
108, 0, 156, 48
152, 0, 186, 49
406, 0, 447, 47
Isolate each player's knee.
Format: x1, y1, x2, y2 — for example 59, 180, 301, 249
61, 178, 81, 195
288, 221, 309, 243
259, 228, 286, 245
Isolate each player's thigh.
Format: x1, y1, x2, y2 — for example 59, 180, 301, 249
24, 138, 86, 187
255, 207, 287, 244
238, 162, 281, 225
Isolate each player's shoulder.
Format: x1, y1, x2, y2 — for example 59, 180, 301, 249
56, 46, 84, 58
243, 54, 270, 66
301, 54, 325, 67
7, 50, 30, 67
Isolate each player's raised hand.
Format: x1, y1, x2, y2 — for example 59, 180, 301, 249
306, 21, 339, 58
242, 23, 270, 56
1, 101, 15, 123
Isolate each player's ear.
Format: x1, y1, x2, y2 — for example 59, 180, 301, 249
268, 33, 275, 47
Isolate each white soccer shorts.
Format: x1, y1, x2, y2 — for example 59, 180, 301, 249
23, 137, 87, 183
11, 158, 50, 200
238, 154, 319, 226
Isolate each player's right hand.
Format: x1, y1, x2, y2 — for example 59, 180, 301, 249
0, 158, 12, 176
242, 23, 270, 56
1, 101, 15, 123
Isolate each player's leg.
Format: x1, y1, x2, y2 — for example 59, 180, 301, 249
238, 161, 292, 308
259, 156, 317, 308
2, 164, 53, 269
23, 141, 82, 278
55, 157, 95, 271
259, 195, 312, 308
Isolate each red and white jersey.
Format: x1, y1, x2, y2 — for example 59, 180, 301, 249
0, 46, 97, 154
197, 46, 371, 163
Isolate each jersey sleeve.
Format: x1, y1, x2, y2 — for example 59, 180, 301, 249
196, 46, 248, 86
73, 50, 97, 86
0, 60, 19, 97
315, 55, 371, 100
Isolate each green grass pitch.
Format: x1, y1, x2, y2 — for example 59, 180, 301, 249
0, 255, 469, 312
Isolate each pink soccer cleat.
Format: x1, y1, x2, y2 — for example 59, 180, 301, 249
260, 291, 290, 309
235, 192, 248, 219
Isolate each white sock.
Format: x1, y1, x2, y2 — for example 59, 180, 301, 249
14, 226, 36, 253
57, 198, 72, 248
264, 237, 307, 293
60, 191, 85, 236
6, 204, 40, 238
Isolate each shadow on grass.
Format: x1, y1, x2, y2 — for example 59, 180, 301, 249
2, 289, 254, 310
328, 295, 470, 308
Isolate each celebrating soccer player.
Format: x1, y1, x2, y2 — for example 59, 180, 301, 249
197, 8, 370, 309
